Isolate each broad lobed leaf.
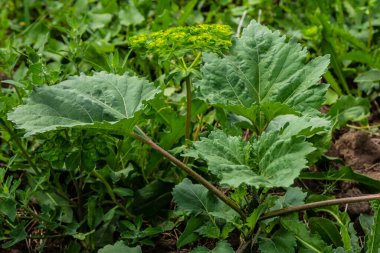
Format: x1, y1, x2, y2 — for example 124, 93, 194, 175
8, 72, 159, 136
186, 114, 327, 188
195, 20, 330, 126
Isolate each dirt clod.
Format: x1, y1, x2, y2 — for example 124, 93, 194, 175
334, 131, 380, 176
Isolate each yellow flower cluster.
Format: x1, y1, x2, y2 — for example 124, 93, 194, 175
129, 24, 233, 59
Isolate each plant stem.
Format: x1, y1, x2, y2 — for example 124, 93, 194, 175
185, 75, 192, 142
260, 193, 380, 220
236, 10, 248, 37
27, 234, 66, 239
236, 228, 261, 253
132, 127, 246, 218
0, 119, 41, 175
188, 52, 202, 69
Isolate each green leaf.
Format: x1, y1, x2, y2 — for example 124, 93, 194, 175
259, 229, 296, 253
212, 240, 234, 253
359, 214, 373, 237
177, 0, 198, 25
266, 115, 331, 162
190, 240, 234, 253
355, 69, 380, 83
300, 166, 380, 191
89, 13, 112, 30
195, 222, 220, 239
366, 200, 380, 253
306, 195, 352, 251
131, 180, 174, 218
228, 102, 297, 133
113, 187, 134, 197
187, 128, 315, 188
8, 72, 159, 137
195, 20, 330, 127
327, 95, 370, 129
2, 224, 27, 249
247, 197, 276, 229
281, 215, 331, 252
271, 187, 307, 211
354, 69, 380, 94
186, 130, 266, 188
309, 217, 343, 247
172, 178, 238, 222
118, 1, 144, 26
0, 198, 16, 222
347, 223, 360, 252
98, 241, 141, 253
177, 216, 203, 248
266, 115, 330, 139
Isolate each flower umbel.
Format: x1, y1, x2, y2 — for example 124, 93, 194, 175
129, 24, 233, 59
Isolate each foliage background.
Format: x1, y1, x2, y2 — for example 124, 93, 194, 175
1, 0, 380, 252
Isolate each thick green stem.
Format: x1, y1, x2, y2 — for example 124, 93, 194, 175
180, 52, 202, 143
260, 193, 380, 220
185, 76, 192, 142
132, 127, 246, 218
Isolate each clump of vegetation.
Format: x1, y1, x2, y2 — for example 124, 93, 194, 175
1, 1, 380, 252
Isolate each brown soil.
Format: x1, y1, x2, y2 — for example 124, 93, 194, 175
328, 131, 380, 216
333, 131, 380, 178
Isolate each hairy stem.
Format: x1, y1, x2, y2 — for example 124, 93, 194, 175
132, 127, 246, 218
260, 193, 380, 220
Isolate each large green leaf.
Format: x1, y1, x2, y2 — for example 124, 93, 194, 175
254, 130, 315, 188
186, 127, 315, 188
195, 20, 330, 127
8, 72, 159, 136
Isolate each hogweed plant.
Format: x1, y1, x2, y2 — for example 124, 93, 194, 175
6, 21, 380, 252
